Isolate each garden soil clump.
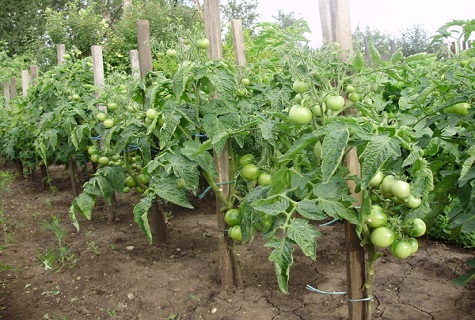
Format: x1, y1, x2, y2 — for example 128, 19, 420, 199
0, 165, 474, 319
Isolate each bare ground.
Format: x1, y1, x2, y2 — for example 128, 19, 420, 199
0, 165, 474, 320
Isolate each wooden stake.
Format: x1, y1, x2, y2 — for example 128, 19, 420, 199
231, 19, 246, 66
129, 49, 140, 80
9, 77, 17, 100
3, 82, 9, 106
21, 70, 29, 97
30, 65, 38, 86
204, 0, 240, 288
57, 44, 66, 65
136, 20, 153, 80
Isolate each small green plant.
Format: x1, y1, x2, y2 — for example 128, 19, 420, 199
38, 216, 72, 269
0, 171, 15, 244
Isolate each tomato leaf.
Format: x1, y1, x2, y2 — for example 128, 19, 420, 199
152, 176, 194, 209
265, 237, 294, 293
287, 218, 320, 260
296, 200, 327, 220
360, 135, 401, 189
321, 125, 349, 183
133, 197, 153, 242
252, 196, 290, 216
69, 193, 96, 230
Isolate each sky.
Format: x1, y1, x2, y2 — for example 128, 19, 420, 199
254, 0, 475, 46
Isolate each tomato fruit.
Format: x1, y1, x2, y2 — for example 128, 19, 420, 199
137, 174, 150, 185
87, 145, 98, 155
123, 186, 131, 193
292, 80, 309, 94
62, 53, 71, 60
348, 92, 361, 102
380, 175, 396, 197
311, 103, 327, 116
402, 218, 426, 237
176, 179, 185, 189
363, 97, 373, 105
241, 164, 260, 181
370, 226, 395, 248
314, 141, 322, 160
107, 102, 118, 111
366, 205, 387, 228
238, 154, 255, 167
294, 94, 303, 104
166, 49, 177, 57
125, 176, 137, 188
407, 237, 419, 254
196, 38, 210, 49
71, 94, 81, 101
98, 156, 110, 166
241, 78, 250, 86
289, 105, 312, 125
96, 112, 107, 122
404, 194, 422, 209
224, 209, 241, 226
259, 214, 274, 232
146, 108, 158, 120
369, 170, 384, 187
390, 240, 414, 259
346, 85, 356, 93
326, 95, 345, 111
103, 118, 115, 129
228, 225, 242, 242
391, 180, 411, 199
257, 172, 272, 186
90, 153, 100, 163
443, 102, 470, 116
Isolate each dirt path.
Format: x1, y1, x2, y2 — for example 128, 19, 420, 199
0, 166, 474, 319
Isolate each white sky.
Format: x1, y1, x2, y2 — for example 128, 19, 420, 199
255, 0, 475, 46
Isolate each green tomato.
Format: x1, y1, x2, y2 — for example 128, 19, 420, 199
90, 153, 100, 163
443, 102, 471, 116
407, 237, 419, 254
98, 156, 109, 166
145, 108, 158, 120
346, 85, 356, 93
402, 218, 426, 237
390, 240, 414, 259
137, 173, 150, 185
391, 180, 411, 199
238, 154, 255, 167
166, 49, 177, 57
289, 105, 312, 125
122, 186, 131, 193
366, 205, 387, 229
348, 92, 361, 102
103, 118, 115, 129
292, 80, 309, 94
370, 226, 395, 248
241, 78, 251, 86
369, 170, 384, 187
125, 176, 137, 188
71, 94, 81, 101
87, 145, 98, 155
326, 95, 345, 111
241, 164, 260, 181
380, 175, 396, 197
257, 172, 272, 187
196, 38, 210, 49
228, 225, 242, 242
404, 194, 422, 209
224, 209, 241, 227
311, 103, 327, 116
362, 97, 373, 105
294, 94, 303, 104
107, 102, 118, 111
314, 141, 322, 160
96, 112, 107, 122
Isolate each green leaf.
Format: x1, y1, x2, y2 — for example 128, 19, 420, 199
265, 237, 295, 293
321, 125, 349, 183
296, 199, 327, 220
460, 145, 475, 184
69, 193, 96, 230
153, 177, 194, 209
287, 218, 320, 260
181, 140, 218, 177
133, 197, 153, 242
159, 102, 182, 149
278, 133, 319, 162
252, 196, 290, 216
360, 135, 401, 189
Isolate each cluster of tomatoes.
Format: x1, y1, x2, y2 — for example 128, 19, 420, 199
238, 154, 272, 187
366, 171, 426, 259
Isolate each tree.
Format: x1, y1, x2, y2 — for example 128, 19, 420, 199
272, 10, 299, 30
397, 24, 442, 56
353, 26, 395, 60
0, 0, 69, 56
221, 0, 259, 32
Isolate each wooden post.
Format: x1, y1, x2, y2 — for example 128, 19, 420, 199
129, 49, 140, 80
231, 19, 246, 66
57, 44, 66, 65
2, 82, 9, 106
9, 77, 17, 100
21, 70, 29, 97
329, 1, 369, 319
318, 0, 333, 44
30, 65, 39, 86
123, 0, 132, 12
204, 0, 240, 289
136, 20, 153, 79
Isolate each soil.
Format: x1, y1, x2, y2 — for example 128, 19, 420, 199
0, 165, 474, 320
